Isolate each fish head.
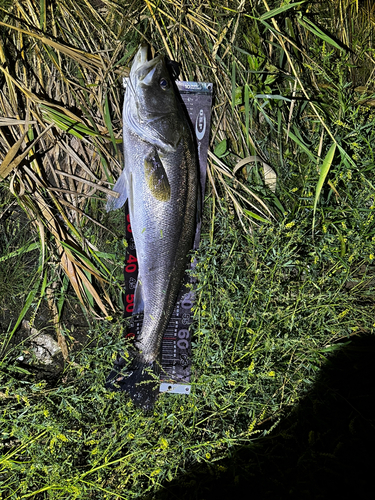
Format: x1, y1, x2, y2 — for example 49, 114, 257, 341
125, 44, 185, 151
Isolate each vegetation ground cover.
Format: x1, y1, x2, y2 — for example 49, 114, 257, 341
1, 0, 375, 498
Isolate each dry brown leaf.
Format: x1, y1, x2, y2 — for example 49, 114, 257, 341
74, 265, 109, 317
0, 130, 28, 179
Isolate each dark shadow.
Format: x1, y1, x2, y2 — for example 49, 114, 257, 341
149, 334, 375, 499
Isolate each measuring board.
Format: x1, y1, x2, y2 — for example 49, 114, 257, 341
107, 81, 213, 395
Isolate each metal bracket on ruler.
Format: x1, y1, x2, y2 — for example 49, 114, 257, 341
160, 383, 191, 394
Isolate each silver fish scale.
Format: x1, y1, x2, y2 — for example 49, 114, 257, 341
129, 134, 197, 364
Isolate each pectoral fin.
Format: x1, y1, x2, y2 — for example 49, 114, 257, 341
106, 171, 128, 211
144, 153, 171, 201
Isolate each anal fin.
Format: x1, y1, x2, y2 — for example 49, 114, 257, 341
133, 278, 144, 314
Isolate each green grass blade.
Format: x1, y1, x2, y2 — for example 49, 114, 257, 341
265, 191, 285, 214
297, 16, 346, 52
1, 281, 40, 355
313, 143, 337, 233
231, 60, 236, 111
255, 94, 292, 102
260, 1, 306, 21
40, 0, 46, 30
0, 242, 39, 262
82, 271, 95, 309
40, 105, 104, 138
288, 130, 316, 162
31, 269, 48, 321
243, 209, 271, 223
94, 141, 113, 182
104, 94, 118, 153
244, 83, 250, 146
214, 139, 228, 158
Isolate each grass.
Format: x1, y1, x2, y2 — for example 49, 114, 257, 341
1, 0, 375, 498
0, 190, 40, 317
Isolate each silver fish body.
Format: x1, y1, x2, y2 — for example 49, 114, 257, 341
106, 45, 198, 409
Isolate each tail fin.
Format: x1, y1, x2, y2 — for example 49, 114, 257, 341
106, 356, 160, 411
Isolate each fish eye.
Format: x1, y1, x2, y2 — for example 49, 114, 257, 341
159, 78, 169, 90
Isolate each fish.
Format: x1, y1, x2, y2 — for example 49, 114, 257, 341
106, 45, 199, 410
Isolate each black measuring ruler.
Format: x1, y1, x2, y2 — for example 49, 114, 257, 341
122, 81, 213, 394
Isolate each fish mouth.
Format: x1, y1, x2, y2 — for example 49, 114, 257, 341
131, 44, 163, 84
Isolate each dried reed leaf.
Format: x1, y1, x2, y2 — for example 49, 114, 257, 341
0, 20, 107, 70
60, 252, 84, 305
0, 118, 36, 126
0, 130, 28, 179
74, 265, 109, 317
54, 170, 119, 197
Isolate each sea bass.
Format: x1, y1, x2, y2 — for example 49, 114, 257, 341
106, 45, 199, 410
